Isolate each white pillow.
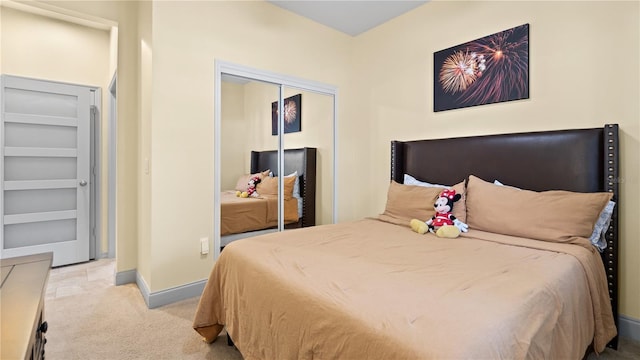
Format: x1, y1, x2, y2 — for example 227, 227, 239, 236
589, 200, 615, 251
493, 179, 614, 251
493, 179, 521, 190
403, 174, 448, 188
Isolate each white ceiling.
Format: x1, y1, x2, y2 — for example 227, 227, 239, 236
267, 0, 429, 36
3, 0, 429, 36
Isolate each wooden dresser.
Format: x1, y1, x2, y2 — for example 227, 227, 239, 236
1, 252, 53, 360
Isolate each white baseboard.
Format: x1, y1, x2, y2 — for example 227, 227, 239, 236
115, 268, 206, 309
135, 272, 151, 307
619, 314, 640, 342
115, 269, 136, 285
146, 279, 207, 309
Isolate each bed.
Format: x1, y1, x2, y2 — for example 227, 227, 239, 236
220, 147, 317, 247
195, 125, 619, 358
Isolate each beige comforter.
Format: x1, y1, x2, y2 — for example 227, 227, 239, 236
221, 190, 299, 236
194, 218, 616, 359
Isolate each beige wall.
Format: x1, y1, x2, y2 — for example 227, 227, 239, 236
1, 7, 110, 87
109, 26, 117, 79
354, 1, 639, 319
137, 0, 152, 290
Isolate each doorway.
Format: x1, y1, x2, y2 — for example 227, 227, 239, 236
1, 75, 99, 266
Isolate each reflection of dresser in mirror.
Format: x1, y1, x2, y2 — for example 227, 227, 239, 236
1, 252, 52, 360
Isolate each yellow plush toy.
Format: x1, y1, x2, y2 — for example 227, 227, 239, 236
236, 175, 261, 198
410, 219, 429, 234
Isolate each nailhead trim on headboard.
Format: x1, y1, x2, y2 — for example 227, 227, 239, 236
390, 141, 404, 184
604, 124, 619, 350
391, 144, 396, 181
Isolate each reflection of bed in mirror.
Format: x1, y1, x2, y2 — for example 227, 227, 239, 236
220, 147, 317, 247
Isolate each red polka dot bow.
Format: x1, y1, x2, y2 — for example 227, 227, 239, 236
440, 189, 456, 200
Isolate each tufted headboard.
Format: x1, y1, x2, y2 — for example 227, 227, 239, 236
390, 124, 620, 349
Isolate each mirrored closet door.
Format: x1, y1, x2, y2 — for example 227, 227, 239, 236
215, 61, 337, 258
280, 86, 334, 231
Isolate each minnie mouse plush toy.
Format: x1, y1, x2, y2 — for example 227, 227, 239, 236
410, 188, 469, 238
246, 175, 262, 197
237, 175, 262, 198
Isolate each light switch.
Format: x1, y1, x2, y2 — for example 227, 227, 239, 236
200, 237, 209, 255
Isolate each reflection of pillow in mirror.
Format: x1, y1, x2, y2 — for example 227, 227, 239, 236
285, 171, 302, 218
234, 174, 252, 192
256, 175, 295, 199
286, 171, 301, 199
273, 171, 301, 198
234, 170, 270, 192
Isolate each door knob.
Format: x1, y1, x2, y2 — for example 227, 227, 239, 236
79, 180, 87, 186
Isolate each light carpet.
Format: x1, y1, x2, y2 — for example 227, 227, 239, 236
44, 259, 639, 359
45, 259, 241, 360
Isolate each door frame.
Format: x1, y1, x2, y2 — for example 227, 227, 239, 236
107, 72, 117, 259
213, 60, 338, 261
90, 87, 102, 260
0, 74, 102, 262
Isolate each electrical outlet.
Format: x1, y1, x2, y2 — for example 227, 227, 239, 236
200, 237, 209, 255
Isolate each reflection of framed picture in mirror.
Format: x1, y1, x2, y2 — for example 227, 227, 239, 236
272, 94, 301, 135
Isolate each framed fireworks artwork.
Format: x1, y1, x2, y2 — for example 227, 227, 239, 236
434, 23, 529, 112
272, 94, 302, 135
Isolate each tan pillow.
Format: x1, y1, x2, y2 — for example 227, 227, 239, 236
379, 181, 442, 224
234, 170, 270, 192
256, 175, 296, 199
397, 177, 467, 222
450, 181, 466, 223
465, 175, 612, 243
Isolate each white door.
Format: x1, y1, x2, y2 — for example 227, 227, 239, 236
1, 75, 91, 266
